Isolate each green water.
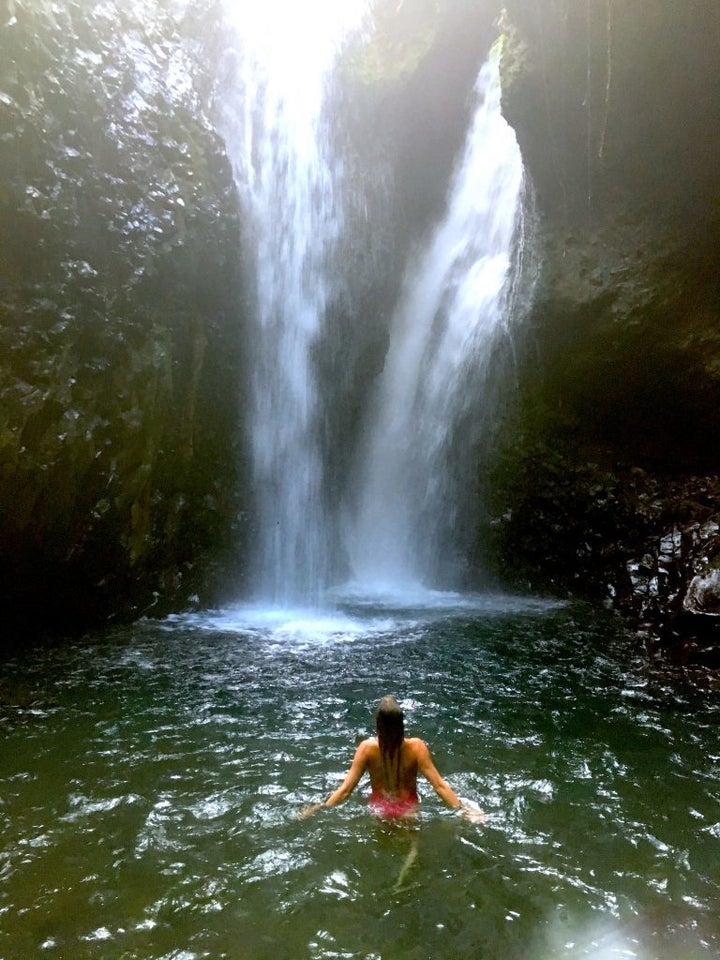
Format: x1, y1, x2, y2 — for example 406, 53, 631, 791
1, 594, 718, 959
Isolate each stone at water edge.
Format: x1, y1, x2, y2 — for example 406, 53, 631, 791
683, 568, 720, 615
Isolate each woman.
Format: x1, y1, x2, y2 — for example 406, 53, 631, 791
301, 695, 483, 821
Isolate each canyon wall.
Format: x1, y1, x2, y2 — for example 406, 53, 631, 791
486, 0, 720, 662
0, 0, 246, 645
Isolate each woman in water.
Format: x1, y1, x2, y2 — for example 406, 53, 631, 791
301, 695, 483, 821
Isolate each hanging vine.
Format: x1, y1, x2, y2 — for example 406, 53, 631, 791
598, 0, 614, 160
585, 0, 593, 221
533, 0, 569, 219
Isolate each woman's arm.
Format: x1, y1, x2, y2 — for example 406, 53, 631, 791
299, 740, 369, 817
415, 740, 484, 822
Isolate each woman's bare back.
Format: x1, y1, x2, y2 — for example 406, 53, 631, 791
363, 736, 423, 799
300, 720, 483, 821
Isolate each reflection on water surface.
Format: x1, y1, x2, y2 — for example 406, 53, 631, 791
1, 596, 719, 959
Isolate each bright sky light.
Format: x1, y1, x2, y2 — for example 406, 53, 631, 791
223, 0, 370, 75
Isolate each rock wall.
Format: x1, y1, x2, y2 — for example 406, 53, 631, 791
486, 0, 720, 662
0, 0, 246, 647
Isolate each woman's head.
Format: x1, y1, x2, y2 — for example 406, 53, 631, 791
375, 695, 404, 751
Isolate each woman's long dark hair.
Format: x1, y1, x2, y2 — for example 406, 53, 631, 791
375, 695, 405, 791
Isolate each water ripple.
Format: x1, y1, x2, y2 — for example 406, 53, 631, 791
1, 600, 719, 958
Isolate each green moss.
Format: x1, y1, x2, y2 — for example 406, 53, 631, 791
342, 0, 442, 86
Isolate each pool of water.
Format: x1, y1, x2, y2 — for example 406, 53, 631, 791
1, 593, 719, 959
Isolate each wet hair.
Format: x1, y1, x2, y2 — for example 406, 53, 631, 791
375, 695, 404, 789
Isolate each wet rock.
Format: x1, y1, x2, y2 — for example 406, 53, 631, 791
684, 570, 720, 616
483, 1, 720, 662
0, 0, 247, 649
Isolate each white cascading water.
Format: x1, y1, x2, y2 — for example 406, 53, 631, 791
349, 44, 525, 593
217, 1, 368, 604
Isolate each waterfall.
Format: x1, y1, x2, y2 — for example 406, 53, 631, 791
348, 45, 525, 593
217, 1, 368, 604
218, 9, 525, 604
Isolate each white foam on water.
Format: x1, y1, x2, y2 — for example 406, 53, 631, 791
163, 603, 401, 644
161, 586, 564, 648
331, 580, 565, 616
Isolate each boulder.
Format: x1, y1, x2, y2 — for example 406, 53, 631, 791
684, 569, 720, 616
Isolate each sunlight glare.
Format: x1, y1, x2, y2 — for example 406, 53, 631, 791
223, 0, 370, 75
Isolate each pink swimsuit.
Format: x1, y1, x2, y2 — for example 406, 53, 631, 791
369, 792, 419, 819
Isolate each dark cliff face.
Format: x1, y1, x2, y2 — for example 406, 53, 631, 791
486, 1, 720, 660
500, 0, 720, 465
0, 0, 246, 646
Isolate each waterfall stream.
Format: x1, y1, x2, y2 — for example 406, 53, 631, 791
217, 1, 368, 604
349, 46, 524, 593
219, 13, 524, 605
